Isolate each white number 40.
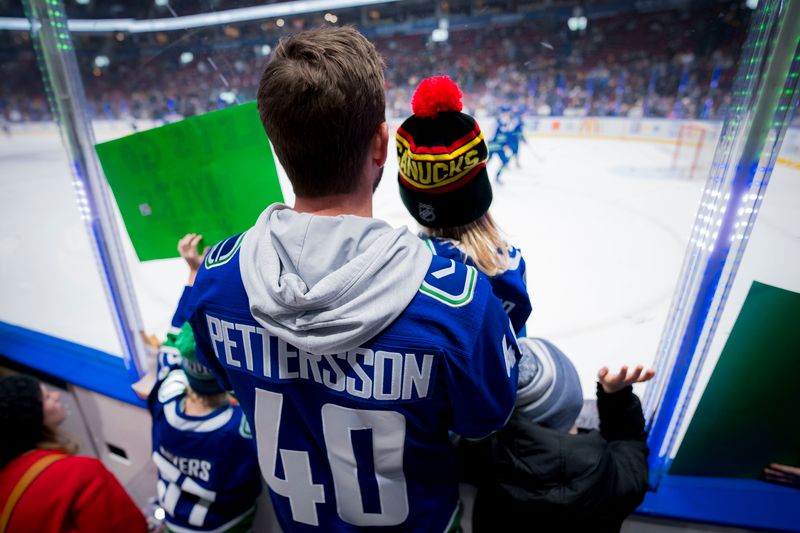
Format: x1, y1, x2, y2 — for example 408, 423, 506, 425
255, 389, 409, 527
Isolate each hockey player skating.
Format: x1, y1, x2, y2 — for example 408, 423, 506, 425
187, 27, 520, 532
488, 106, 514, 183
0, 116, 11, 138
397, 76, 532, 337
509, 105, 528, 168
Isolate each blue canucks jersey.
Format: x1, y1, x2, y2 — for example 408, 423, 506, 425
188, 233, 520, 532
509, 116, 525, 151
421, 237, 531, 336
489, 120, 513, 153
149, 288, 262, 533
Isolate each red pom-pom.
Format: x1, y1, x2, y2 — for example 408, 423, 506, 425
411, 76, 463, 118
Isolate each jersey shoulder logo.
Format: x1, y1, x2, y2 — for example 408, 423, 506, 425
239, 414, 253, 439
204, 233, 244, 269
506, 246, 522, 271
423, 238, 437, 255
419, 258, 477, 307
424, 237, 469, 263
157, 370, 187, 404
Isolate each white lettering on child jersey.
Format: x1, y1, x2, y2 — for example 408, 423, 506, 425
158, 446, 213, 482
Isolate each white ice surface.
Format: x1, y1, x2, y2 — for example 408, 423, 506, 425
1, 122, 798, 408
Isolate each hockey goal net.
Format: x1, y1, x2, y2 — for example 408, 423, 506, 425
672, 124, 714, 180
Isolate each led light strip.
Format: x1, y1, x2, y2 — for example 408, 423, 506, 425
0, 0, 398, 33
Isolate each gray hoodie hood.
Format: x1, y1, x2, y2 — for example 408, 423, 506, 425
239, 203, 432, 355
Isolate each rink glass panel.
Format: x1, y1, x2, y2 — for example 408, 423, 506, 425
61, 1, 749, 394
668, 124, 800, 470
69, 7, 295, 345
9, 2, 798, 454
0, 30, 123, 356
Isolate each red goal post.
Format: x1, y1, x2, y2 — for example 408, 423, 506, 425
672, 124, 711, 179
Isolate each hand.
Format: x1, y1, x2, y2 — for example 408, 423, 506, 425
139, 330, 162, 350
762, 463, 800, 489
178, 233, 209, 285
598, 365, 655, 394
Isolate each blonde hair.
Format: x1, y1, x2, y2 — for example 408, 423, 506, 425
423, 212, 510, 277
37, 425, 79, 455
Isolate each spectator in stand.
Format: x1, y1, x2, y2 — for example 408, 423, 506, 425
0, 374, 147, 533
1, 2, 749, 124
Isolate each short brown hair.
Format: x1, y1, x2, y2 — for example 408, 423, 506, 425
257, 27, 386, 197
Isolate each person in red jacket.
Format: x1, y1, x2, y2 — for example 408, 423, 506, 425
0, 374, 147, 533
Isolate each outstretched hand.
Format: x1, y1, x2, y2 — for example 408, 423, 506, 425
762, 463, 800, 489
598, 365, 655, 394
178, 233, 210, 285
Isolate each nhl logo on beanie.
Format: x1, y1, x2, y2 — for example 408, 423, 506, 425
419, 203, 436, 223
397, 76, 492, 228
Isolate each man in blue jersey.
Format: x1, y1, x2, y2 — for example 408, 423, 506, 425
188, 27, 520, 532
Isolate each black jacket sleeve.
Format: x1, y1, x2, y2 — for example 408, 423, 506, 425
597, 383, 650, 519
596, 383, 647, 442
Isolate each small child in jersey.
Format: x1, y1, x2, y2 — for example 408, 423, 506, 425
396, 77, 532, 335
459, 337, 654, 532
147, 234, 262, 533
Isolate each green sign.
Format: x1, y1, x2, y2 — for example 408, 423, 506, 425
96, 102, 282, 261
670, 281, 800, 478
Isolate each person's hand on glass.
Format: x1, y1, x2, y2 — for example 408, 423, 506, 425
598, 365, 656, 394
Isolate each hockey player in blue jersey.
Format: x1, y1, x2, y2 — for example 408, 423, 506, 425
148, 234, 262, 533
397, 77, 532, 337
187, 27, 520, 533
487, 106, 515, 184
508, 105, 527, 168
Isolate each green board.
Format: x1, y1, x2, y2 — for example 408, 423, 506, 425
95, 102, 282, 261
669, 281, 800, 478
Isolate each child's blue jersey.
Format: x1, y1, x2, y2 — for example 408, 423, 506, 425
149, 288, 262, 533
188, 233, 520, 533
149, 371, 261, 533
421, 237, 531, 336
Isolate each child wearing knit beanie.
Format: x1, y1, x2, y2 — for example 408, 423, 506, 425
459, 337, 656, 532
396, 76, 532, 335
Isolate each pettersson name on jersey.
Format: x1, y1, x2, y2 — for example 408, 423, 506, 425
205, 315, 436, 402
